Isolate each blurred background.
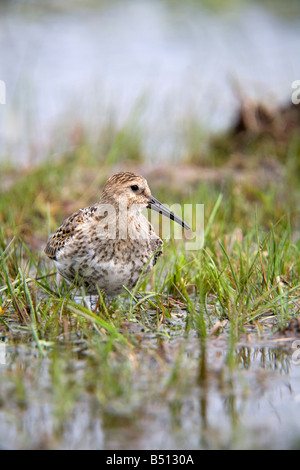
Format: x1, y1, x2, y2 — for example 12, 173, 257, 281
1, 0, 300, 166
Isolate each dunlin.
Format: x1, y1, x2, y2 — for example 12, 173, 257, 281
45, 171, 190, 296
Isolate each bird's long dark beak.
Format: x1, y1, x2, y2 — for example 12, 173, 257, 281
147, 196, 190, 230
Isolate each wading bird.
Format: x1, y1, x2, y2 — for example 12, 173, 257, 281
45, 171, 190, 296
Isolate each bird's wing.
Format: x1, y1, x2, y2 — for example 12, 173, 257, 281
44, 205, 97, 260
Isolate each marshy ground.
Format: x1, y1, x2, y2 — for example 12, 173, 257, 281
1, 99, 300, 449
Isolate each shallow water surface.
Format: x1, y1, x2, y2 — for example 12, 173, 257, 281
0, 321, 300, 449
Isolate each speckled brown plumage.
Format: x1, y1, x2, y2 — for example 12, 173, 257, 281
44, 171, 189, 296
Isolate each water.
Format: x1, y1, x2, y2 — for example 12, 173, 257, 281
0, 326, 300, 449
1, 0, 300, 163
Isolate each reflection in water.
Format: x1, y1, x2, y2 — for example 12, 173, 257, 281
195, 339, 296, 449
0, 335, 299, 449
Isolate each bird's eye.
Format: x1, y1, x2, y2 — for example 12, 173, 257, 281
130, 185, 139, 191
